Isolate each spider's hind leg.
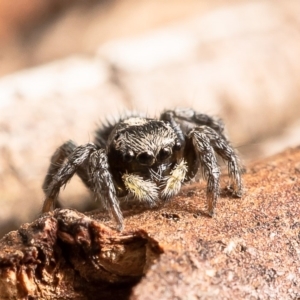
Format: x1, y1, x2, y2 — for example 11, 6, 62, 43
43, 141, 75, 193
199, 126, 243, 197
42, 141, 96, 213
42, 141, 76, 212
189, 126, 243, 216
188, 128, 220, 216
162, 108, 226, 138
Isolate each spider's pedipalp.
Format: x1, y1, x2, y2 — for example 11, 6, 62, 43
161, 159, 188, 200
122, 173, 159, 207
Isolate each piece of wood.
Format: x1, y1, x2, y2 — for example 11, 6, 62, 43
0, 147, 299, 299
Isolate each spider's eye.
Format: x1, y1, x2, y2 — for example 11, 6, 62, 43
173, 141, 182, 151
157, 147, 171, 161
137, 151, 155, 166
123, 150, 134, 162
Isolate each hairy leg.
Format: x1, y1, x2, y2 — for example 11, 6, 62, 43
195, 126, 243, 197
189, 125, 243, 215
89, 149, 123, 229
163, 108, 225, 138
188, 129, 221, 216
42, 143, 124, 230
42, 142, 97, 213
42, 140, 76, 195
162, 109, 242, 196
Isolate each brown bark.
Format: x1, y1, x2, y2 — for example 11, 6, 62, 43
0, 147, 300, 299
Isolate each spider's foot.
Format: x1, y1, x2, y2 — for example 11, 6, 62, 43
116, 222, 124, 232
42, 197, 55, 213
226, 184, 243, 198
207, 198, 215, 218
232, 190, 243, 198
207, 208, 214, 218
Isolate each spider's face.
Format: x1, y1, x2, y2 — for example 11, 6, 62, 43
107, 117, 183, 174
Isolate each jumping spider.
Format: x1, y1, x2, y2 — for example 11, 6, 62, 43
42, 108, 243, 230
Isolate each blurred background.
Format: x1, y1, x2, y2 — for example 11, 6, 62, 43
1, 0, 300, 237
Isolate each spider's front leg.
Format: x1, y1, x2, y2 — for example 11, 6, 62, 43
42, 143, 123, 230
188, 126, 243, 216
89, 149, 123, 229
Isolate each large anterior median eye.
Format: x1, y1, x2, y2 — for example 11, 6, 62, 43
137, 151, 155, 166
157, 147, 171, 162
123, 150, 134, 162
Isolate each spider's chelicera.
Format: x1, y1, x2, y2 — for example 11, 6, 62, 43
42, 108, 243, 230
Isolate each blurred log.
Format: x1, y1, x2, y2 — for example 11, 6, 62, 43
0, 146, 299, 299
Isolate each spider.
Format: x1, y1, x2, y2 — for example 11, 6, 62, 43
42, 108, 243, 230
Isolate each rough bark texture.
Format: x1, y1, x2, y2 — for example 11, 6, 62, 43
0, 146, 299, 299
0, 210, 162, 300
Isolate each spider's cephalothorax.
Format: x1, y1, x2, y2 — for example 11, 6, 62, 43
42, 108, 243, 230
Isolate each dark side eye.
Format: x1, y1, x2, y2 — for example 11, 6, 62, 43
123, 150, 134, 162
173, 140, 182, 151
157, 147, 171, 161
137, 151, 155, 166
